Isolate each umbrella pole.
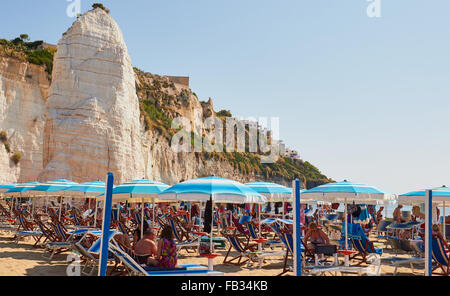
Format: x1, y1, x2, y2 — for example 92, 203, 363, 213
444, 201, 446, 239
87, 197, 91, 227
141, 202, 145, 239
94, 200, 98, 228
59, 197, 62, 222
210, 197, 214, 254
258, 204, 261, 236
152, 201, 155, 228
344, 198, 348, 250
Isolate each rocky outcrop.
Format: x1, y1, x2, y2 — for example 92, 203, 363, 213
0, 56, 49, 183
39, 8, 145, 183
0, 9, 329, 188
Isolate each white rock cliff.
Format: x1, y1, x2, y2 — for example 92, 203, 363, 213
39, 8, 145, 183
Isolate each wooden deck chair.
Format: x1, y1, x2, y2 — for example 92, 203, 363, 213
14, 213, 43, 247
348, 224, 382, 265
432, 237, 450, 276
168, 218, 199, 253
222, 229, 258, 266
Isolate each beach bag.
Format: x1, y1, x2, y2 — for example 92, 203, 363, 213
199, 241, 211, 255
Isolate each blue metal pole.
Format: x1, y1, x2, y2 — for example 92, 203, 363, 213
294, 178, 302, 276
98, 172, 114, 276
425, 190, 433, 276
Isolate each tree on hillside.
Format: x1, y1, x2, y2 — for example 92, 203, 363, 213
92, 3, 110, 14
217, 110, 232, 117
20, 34, 29, 42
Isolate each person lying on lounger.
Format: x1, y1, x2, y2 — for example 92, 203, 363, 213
133, 229, 157, 264
304, 222, 330, 254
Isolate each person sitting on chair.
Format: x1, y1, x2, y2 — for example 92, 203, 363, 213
304, 222, 330, 254
432, 224, 449, 249
146, 225, 178, 268
134, 229, 157, 264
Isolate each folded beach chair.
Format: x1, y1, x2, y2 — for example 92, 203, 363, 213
108, 243, 223, 276
432, 237, 450, 276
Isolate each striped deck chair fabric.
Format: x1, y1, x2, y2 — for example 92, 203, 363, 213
168, 219, 199, 253
15, 214, 43, 246
222, 230, 257, 266
432, 237, 450, 275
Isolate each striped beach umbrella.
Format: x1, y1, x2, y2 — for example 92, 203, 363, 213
0, 183, 17, 193
399, 185, 450, 205
303, 180, 395, 250
105, 180, 170, 237
302, 180, 395, 205
103, 180, 171, 203
63, 181, 106, 198
28, 179, 79, 196
160, 176, 266, 254
245, 181, 292, 202
5, 182, 43, 197
160, 176, 266, 204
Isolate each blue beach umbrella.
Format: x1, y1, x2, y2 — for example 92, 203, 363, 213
303, 180, 395, 250
29, 179, 79, 196
399, 186, 450, 205
110, 180, 170, 203
62, 181, 107, 227
160, 176, 266, 204
160, 176, 266, 254
5, 182, 43, 197
0, 183, 17, 193
302, 180, 396, 205
63, 181, 106, 198
104, 180, 170, 236
28, 180, 78, 218
245, 181, 292, 202
5, 182, 44, 214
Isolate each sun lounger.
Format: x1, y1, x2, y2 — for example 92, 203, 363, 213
380, 256, 424, 276
108, 243, 223, 276
71, 229, 117, 276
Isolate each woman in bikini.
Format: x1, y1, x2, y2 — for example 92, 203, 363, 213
304, 222, 330, 254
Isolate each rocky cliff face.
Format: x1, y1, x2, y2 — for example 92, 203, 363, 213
0, 56, 49, 183
39, 8, 145, 184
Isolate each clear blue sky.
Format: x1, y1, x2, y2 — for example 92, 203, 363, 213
1, 0, 449, 194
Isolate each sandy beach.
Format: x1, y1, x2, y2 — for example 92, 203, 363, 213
0, 229, 425, 276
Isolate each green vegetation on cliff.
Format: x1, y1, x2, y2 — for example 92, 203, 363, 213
0, 36, 55, 78
134, 69, 332, 188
